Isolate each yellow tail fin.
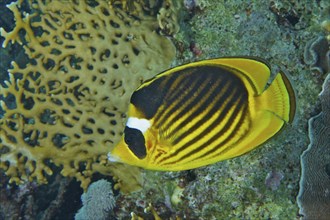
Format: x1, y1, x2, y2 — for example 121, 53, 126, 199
262, 71, 296, 123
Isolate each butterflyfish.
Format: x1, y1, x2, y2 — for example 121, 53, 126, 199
108, 57, 296, 171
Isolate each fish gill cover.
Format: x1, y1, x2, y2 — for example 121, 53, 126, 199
0, 0, 176, 193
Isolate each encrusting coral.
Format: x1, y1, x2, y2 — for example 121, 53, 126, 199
0, 0, 176, 192
304, 36, 330, 76
297, 74, 330, 220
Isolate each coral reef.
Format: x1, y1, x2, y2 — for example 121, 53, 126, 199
108, 0, 181, 36
156, 0, 180, 36
304, 36, 330, 77
265, 170, 284, 191
297, 74, 330, 220
1, 0, 329, 219
131, 203, 163, 220
0, 0, 176, 192
75, 179, 116, 220
0, 170, 82, 220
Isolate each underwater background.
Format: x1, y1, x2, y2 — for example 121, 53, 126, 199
0, 0, 329, 219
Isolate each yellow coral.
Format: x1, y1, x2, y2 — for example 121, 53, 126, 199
157, 0, 180, 36
0, 0, 176, 192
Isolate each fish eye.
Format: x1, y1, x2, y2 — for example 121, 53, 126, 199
124, 126, 147, 159
124, 134, 134, 145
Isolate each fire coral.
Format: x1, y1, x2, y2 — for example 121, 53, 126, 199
0, 0, 176, 192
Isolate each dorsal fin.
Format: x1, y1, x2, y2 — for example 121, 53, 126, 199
201, 57, 271, 95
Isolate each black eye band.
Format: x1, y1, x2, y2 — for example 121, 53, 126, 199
124, 126, 147, 159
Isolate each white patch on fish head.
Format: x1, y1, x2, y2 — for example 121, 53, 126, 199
126, 117, 151, 133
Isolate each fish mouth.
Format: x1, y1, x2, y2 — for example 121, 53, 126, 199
107, 152, 121, 162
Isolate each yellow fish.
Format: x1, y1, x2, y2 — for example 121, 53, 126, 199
108, 57, 296, 171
